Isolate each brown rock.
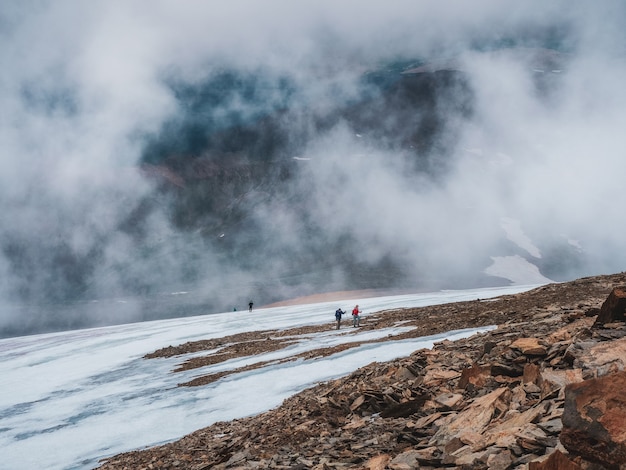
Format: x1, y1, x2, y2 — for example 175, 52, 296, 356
422, 368, 461, 386
449, 445, 502, 467
388, 449, 421, 470
443, 436, 465, 455
379, 394, 429, 418
96, 272, 626, 470
523, 363, 541, 384
560, 370, 626, 468
516, 424, 555, 452
539, 368, 583, 398
365, 454, 391, 470
547, 326, 573, 343
486, 449, 513, 470
394, 366, 418, 380
459, 363, 491, 389
593, 286, 626, 326
412, 411, 442, 429
350, 395, 366, 411
528, 449, 582, 469
412, 446, 441, 466
458, 430, 486, 447
434, 392, 464, 410
510, 337, 548, 356
573, 336, 626, 378
491, 362, 523, 377
510, 384, 527, 405
484, 403, 547, 441
432, 388, 510, 443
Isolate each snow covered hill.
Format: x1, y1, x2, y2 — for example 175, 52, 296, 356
0, 284, 535, 470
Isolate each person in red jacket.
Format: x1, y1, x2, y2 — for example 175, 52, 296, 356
352, 305, 361, 327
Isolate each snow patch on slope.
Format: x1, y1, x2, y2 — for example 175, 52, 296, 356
485, 255, 553, 285
501, 217, 541, 258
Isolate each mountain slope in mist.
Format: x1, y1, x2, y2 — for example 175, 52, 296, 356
137, 48, 579, 292
1, 1, 625, 337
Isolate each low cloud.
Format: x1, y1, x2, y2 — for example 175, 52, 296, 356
1, 0, 625, 335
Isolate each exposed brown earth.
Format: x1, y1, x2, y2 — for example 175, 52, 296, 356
97, 272, 626, 469
262, 289, 417, 308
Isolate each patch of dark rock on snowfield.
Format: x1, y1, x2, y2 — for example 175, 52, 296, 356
97, 272, 626, 469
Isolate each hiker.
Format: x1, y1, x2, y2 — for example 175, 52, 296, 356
352, 305, 361, 327
248, 301, 254, 312
335, 308, 345, 329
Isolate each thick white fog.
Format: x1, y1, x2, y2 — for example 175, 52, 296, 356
1, 1, 625, 334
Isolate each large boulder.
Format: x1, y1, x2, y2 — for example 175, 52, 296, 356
593, 286, 626, 326
528, 449, 581, 469
572, 336, 626, 378
560, 370, 626, 468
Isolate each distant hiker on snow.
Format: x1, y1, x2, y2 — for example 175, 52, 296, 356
249, 301, 254, 312
334, 308, 345, 329
352, 305, 361, 327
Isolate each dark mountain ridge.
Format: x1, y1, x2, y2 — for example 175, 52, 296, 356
0, 47, 583, 338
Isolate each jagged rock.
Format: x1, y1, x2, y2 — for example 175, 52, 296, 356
560, 370, 626, 468
433, 392, 464, 410
562, 341, 598, 366
483, 403, 548, 448
458, 429, 487, 447
443, 436, 465, 454
432, 388, 510, 444
450, 448, 487, 467
539, 368, 583, 398
593, 324, 626, 341
459, 363, 491, 389
379, 394, 429, 418
422, 368, 461, 386
516, 424, 555, 452
388, 449, 421, 470
523, 363, 541, 383
394, 366, 418, 380
486, 449, 513, 470
593, 286, 626, 326
225, 450, 251, 466
350, 395, 366, 412
524, 382, 542, 394
528, 449, 582, 469
573, 336, 626, 379
537, 418, 563, 435
364, 454, 390, 470
510, 337, 548, 356
412, 446, 441, 466
491, 362, 523, 377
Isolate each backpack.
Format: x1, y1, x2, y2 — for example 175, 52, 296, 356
335, 309, 343, 319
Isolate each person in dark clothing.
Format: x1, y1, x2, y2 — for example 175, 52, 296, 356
335, 308, 345, 329
249, 301, 254, 312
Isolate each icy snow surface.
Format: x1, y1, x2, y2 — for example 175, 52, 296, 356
0, 285, 537, 470
500, 217, 542, 259
485, 255, 553, 285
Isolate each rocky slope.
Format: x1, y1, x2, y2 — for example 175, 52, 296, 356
96, 272, 626, 469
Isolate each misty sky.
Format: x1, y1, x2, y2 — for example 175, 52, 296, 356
1, 1, 626, 334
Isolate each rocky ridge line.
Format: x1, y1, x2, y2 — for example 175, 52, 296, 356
97, 272, 626, 469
